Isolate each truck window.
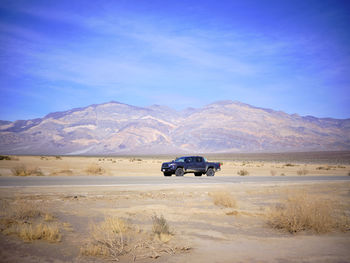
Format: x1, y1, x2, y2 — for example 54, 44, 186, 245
185, 157, 193, 163
196, 157, 203, 162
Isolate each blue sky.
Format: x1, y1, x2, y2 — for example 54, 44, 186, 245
0, 0, 349, 121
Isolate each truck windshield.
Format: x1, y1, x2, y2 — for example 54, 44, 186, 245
175, 157, 185, 162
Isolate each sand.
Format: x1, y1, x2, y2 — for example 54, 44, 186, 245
0, 154, 349, 262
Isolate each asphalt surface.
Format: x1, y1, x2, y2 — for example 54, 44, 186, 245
0, 175, 349, 187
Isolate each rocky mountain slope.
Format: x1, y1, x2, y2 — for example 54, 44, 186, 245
0, 100, 349, 155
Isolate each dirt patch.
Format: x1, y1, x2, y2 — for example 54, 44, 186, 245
0, 182, 349, 262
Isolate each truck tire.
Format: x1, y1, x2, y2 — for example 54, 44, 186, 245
175, 167, 184, 176
206, 168, 215, 176
194, 172, 202, 176
163, 172, 172, 176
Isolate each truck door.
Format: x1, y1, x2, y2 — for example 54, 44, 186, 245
195, 157, 206, 172
184, 157, 195, 171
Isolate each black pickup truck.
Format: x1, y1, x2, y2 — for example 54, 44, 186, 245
161, 156, 221, 176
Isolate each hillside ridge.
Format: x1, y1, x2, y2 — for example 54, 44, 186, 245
1, 100, 349, 155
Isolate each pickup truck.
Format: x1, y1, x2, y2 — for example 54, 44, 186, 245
161, 156, 221, 176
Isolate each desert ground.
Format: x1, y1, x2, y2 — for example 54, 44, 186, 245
0, 153, 349, 262
0, 152, 350, 177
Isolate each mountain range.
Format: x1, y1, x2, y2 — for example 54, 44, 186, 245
0, 100, 349, 155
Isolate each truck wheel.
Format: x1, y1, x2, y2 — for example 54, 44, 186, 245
175, 168, 184, 176
206, 168, 215, 176
163, 172, 172, 176
194, 172, 202, 176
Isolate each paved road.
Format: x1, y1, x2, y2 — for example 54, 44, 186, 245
0, 175, 349, 187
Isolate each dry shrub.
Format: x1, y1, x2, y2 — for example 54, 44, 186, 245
284, 163, 295, 167
11, 200, 44, 220
129, 158, 143, 162
210, 191, 237, 208
63, 222, 73, 231
270, 170, 277, 176
267, 193, 349, 234
81, 243, 110, 258
157, 232, 173, 243
0, 200, 60, 242
19, 223, 61, 242
44, 213, 55, 222
0, 155, 11, 160
0, 219, 18, 235
85, 164, 105, 175
237, 169, 249, 176
316, 166, 331, 170
50, 169, 73, 176
152, 214, 173, 243
11, 165, 43, 176
297, 168, 308, 175
59, 169, 73, 175
81, 216, 183, 261
80, 217, 136, 260
226, 210, 239, 216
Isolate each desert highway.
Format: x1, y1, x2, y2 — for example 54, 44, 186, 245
0, 175, 349, 187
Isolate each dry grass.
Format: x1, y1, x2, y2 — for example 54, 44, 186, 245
63, 222, 73, 231
50, 169, 73, 176
237, 169, 249, 176
44, 213, 55, 222
129, 158, 143, 162
0, 200, 61, 242
10, 200, 44, 220
296, 168, 309, 175
152, 214, 173, 243
316, 166, 331, 170
11, 165, 43, 176
210, 191, 237, 208
80, 217, 137, 260
267, 193, 349, 234
81, 215, 182, 261
18, 223, 61, 242
85, 164, 105, 175
284, 163, 296, 167
226, 210, 239, 216
81, 243, 110, 258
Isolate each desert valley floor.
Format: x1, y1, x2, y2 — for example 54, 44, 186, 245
0, 153, 349, 262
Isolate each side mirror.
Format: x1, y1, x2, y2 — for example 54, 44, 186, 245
172, 160, 175, 162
